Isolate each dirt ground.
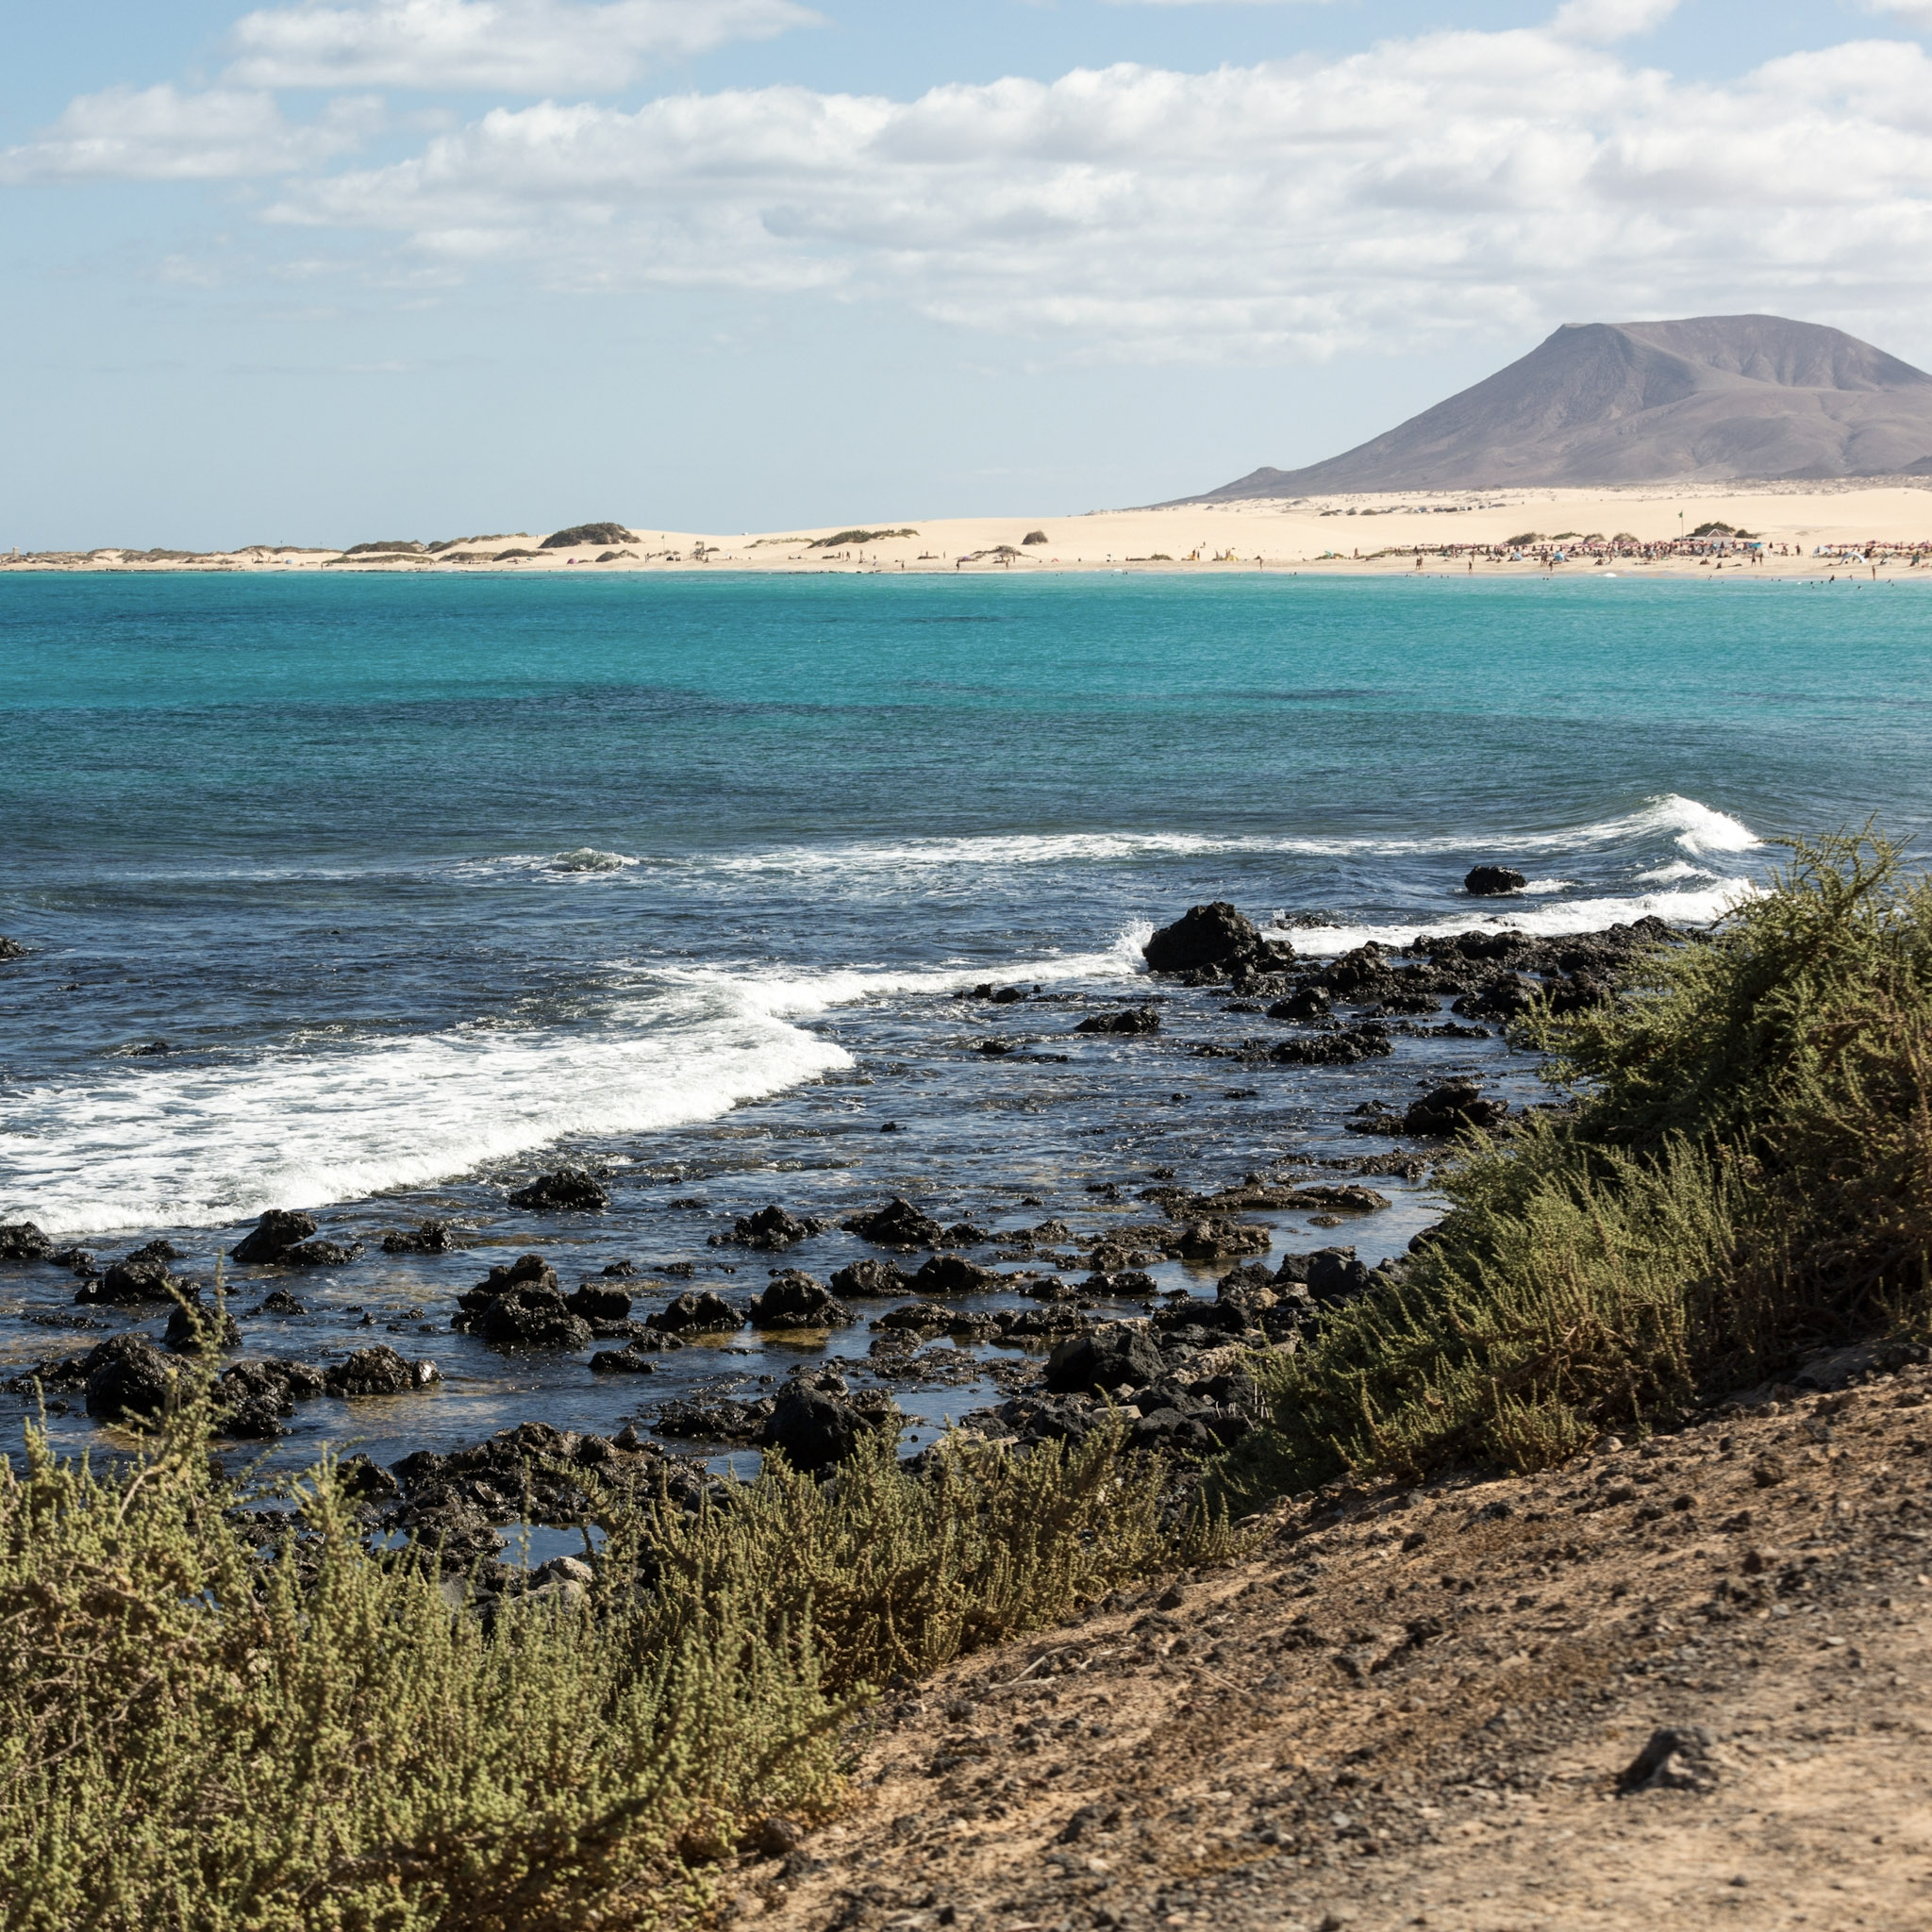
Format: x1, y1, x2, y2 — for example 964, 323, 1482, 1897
722, 1352, 1932, 1932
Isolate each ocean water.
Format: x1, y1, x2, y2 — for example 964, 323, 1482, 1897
3, 569, 1929, 1474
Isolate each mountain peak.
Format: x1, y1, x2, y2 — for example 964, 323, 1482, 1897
1176, 315, 1932, 500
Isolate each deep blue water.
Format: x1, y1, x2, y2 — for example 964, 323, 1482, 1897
3, 568, 1927, 1472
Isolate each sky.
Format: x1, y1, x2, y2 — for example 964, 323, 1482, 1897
5, 0, 1932, 547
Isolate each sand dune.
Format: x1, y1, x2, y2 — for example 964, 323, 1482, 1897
11, 477, 1932, 580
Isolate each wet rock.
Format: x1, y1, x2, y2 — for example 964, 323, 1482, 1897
999, 1305, 1098, 1342
82, 1335, 180, 1423
1404, 1081, 1508, 1137
50, 1246, 98, 1277
280, 1237, 363, 1269
1269, 1025, 1392, 1066
381, 1219, 459, 1254
709, 1203, 826, 1249
652, 1395, 774, 1444
0, 1221, 53, 1261
842, 1197, 946, 1248
565, 1282, 633, 1322
1465, 865, 1528, 896
216, 1357, 325, 1437
589, 1345, 658, 1374
231, 1209, 319, 1265
1276, 1246, 1377, 1305
1452, 972, 1543, 1022
1088, 1268, 1159, 1297
1045, 1324, 1164, 1394
874, 1299, 952, 1333
994, 1391, 1107, 1448
761, 1381, 897, 1473
941, 1222, 990, 1246
748, 1271, 855, 1330
340, 1453, 400, 1501
479, 1285, 592, 1350
508, 1168, 610, 1213
325, 1346, 440, 1396
644, 1289, 745, 1334
910, 1252, 1001, 1295
1153, 1297, 1256, 1341
162, 1295, 241, 1355
1174, 1219, 1272, 1262
830, 1257, 910, 1298
1074, 1006, 1161, 1036
1267, 987, 1332, 1024
75, 1254, 178, 1306
258, 1288, 307, 1314
1143, 902, 1293, 980
974, 1038, 1015, 1057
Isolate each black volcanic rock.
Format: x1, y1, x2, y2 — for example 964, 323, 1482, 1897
1175, 314, 1932, 497
747, 1271, 853, 1330
644, 1290, 744, 1334
231, 1209, 318, 1265
842, 1197, 946, 1248
508, 1169, 610, 1213
1074, 1005, 1161, 1036
83, 1335, 180, 1423
1405, 1081, 1509, 1138
325, 1346, 440, 1396
1144, 902, 1291, 978
0, 1221, 52, 1261
709, 1204, 826, 1249
1465, 865, 1528, 896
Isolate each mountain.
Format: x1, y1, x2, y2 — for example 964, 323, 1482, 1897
1178, 315, 1932, 501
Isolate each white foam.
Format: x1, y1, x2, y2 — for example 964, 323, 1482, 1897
1283, 879, 1757, 957
670, 930, 1150, 1021
691, 793, 1760, 875
0, 933, 1153, 1239
0, 992, 851, 1239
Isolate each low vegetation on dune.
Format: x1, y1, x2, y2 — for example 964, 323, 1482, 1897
1225, 831, 1932, 1500
806, 528, 917, 548
0, 1398, 1220, 1932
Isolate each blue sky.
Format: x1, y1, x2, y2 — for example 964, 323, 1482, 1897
4, 0, 1930, 547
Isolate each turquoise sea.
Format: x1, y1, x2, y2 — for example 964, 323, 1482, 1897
3, 569, 1928, 1470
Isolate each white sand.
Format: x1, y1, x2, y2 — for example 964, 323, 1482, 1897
9, 479, 1932, 577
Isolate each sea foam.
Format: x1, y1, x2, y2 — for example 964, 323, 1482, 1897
0, 937, 1148, 1239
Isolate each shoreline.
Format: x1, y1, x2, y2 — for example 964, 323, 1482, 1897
8, 479, 1932, 581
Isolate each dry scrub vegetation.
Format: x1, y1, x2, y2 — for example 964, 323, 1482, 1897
0, 1416, 1222, 1931
1224, 831, 1932, 1500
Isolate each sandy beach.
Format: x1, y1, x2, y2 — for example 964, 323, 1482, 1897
9, 478, 1932, 578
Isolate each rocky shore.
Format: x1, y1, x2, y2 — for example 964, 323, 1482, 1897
1, 897, 1679, 1590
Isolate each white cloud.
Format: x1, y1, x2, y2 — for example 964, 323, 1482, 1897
256, 27, 1932, 362
1550, 0, 1680, 42
228, 0, 818, 93
1864, 0, 1932, 25
0, 85, 378, 182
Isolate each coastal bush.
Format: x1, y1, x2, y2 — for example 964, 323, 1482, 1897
806, 528, 916, 548
1224, 831, 1932, 1498
0, 1396, 1211, 1932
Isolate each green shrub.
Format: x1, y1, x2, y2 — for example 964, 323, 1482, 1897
1222, 831, 1932, 1501
0, 1396, 1215, 1931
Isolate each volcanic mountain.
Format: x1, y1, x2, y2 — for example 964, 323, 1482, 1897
1181, 314, 1932, 500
